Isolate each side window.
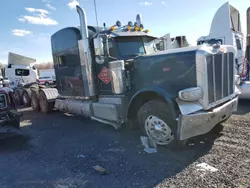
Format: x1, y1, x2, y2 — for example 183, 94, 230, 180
236, 39, 242, 50
58, 55, 66, 67
103, 38, 117, 57
15, 69, 30, 76
108, 39, 117, 57
57, 53, 80, 67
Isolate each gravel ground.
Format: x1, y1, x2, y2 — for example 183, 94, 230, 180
0, 101, 249, 188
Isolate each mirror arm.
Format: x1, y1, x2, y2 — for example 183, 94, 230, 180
105, 37, 110, 56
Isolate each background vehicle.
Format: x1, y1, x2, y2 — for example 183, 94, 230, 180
0, 87, 22, 134
38, 69, 56, 83
29, 5, 238, 146
38, 76, 54, 86
4, 52, 41, 107
6, 52, 38, 89
196, 2, 250, 99
155, 34, 189, 51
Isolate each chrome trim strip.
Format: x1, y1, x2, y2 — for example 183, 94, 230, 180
227, 53, 230, 95
212, 55, 216, 102
221, 54, 224, 98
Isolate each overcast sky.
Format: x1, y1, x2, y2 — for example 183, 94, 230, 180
0, 0, 249, 64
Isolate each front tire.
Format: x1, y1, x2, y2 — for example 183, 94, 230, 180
138, 100, 185, 147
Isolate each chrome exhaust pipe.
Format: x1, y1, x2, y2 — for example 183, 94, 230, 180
76, 5, 89, 40
76, 5, 96, 97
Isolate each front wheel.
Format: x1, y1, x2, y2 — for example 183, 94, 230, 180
138, 100, 186, 147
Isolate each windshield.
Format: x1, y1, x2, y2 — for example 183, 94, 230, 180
115, 36, 157, 58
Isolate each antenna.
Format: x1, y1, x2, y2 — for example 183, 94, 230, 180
93, 0, 99, 29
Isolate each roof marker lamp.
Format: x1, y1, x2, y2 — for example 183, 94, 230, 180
110, 21, 121, 31
144, 29, 150, 33
139, 24, 144, 31
127, 21, 133, 31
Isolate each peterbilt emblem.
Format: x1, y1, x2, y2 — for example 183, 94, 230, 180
98, 66, 111, 84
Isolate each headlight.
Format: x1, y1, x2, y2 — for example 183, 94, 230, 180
178, 87, 203, 101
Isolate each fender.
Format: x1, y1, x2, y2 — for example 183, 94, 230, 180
40, 88, 59, 101
128, 87, 178, 119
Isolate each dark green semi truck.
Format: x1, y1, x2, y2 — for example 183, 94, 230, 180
30, 5, 239, 146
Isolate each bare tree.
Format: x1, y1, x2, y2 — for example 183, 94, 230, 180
34, 62, 54, 70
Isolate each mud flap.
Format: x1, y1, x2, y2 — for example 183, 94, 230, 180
7, 110, 23, 128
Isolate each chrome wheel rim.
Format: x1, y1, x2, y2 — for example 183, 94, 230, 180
144, 115, 174, 145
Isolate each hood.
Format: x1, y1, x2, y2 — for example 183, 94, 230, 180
131, 48, 198, 96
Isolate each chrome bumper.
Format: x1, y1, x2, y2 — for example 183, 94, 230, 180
238, 81, 250, 99
177, 96, 238, 140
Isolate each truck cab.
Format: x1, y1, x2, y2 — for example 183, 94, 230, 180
197, 2, 247, 79
37, 5, 239, 146
5, 52, 38, 89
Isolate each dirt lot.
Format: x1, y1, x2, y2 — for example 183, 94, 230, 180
0, 101, 249, 188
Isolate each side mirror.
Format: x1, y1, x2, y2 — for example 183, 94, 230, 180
94, 36, 105, 64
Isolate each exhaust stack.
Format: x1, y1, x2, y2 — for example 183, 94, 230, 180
76, 5, 96, 97
247, 7, 250, 46
76, 5, 89, 40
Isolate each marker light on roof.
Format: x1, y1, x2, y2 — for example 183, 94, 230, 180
139, 27, 143, 31
128, 21, 133, 27
135, 26, 139, 31
110, 26, 115, 31
144, 29, 149, 33
127, 26, 131, 31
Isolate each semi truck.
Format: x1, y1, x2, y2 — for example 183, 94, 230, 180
5, 52, 45, 107
29, 5, 239, 146
156, 34, 189, 51
196, 2, 250, 99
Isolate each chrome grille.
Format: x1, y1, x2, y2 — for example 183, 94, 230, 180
206, 52, 234, 104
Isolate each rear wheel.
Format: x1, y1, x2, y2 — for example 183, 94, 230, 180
22, 90, 31, 107
14, 89, 22, 106
39, 90, 53, 113
31, 90, 40, 111
138, 100, 187, 147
